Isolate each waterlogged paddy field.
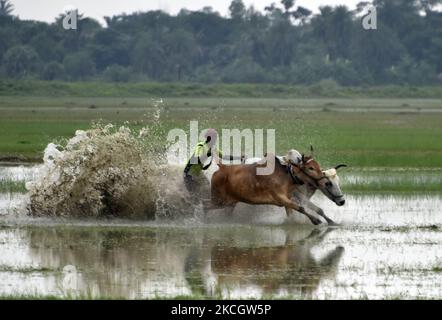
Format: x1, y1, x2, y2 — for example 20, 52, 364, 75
0, 165, 441, 299
0, 97, 441, 299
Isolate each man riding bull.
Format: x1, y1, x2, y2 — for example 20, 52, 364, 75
183, 128, 242, 200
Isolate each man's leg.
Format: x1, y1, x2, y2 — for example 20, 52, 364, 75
184, 173, 203, 205
195, 174, 211, 201
183, 173, 195, 194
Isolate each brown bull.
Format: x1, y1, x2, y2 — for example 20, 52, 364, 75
209, 153, 338, 225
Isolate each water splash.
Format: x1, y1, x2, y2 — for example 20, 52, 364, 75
26, 121, 194, 219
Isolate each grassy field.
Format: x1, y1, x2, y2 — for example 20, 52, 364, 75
2, 168, 441, 193
0, 180, 26, 193
2, 80, 442, 98
0, 96, 441, 168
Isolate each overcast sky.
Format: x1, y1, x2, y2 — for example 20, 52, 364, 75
11, 0, 362, 24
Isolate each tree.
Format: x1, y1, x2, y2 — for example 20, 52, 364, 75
3, 45, 39, 78
281, 0, 295, 13
418, 0, 442, 13
229, 0, 246, 21
312, 6, 354, 61
131, 33, 165, 80
265, 0, 310, 24
291, 6, 312, 24
424, 10, 442, 71
0, 1, 440, 85
0, 0, 13, 16
266, 19, 298, 66
63, 52, 96, 80
222, 57, 267, 83
102, 65, 131, 82
163, 29, 198, 80
201, 7, 217, 15
0, 26, 13, 63
42, 61, 65, 80
30, 33, 58, 62
351, 23, 406, 80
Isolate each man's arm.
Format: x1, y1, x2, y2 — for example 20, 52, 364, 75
193, 143, 209, 164
185, 144, 206, 173
217, 149, 243, 162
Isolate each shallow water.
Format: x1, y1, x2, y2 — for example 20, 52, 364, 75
0, 165, 441, 299
0, 164, 42, 182
0, 221, 441, 299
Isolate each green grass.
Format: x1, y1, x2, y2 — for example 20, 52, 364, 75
340, 169, 442, 193
0, 179, 27, 193
7, 171, 440, 193
0, 295, 66, 300
1, 292, 439, 300
0, 95, 441, 168
344, 183, 442, 193
0, 265, 55, 273
2, 80, 442, 98
0, 294, 126, 300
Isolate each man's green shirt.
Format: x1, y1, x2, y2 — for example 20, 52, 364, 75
185, 141, 223, 176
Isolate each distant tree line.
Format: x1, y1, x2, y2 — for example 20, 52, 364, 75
0, 0, 441, 85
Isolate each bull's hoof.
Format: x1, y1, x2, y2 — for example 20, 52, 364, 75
311, 217, 322, 225
327, 221, 341, 227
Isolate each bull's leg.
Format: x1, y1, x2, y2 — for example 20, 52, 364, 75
302, 227, 335, 245
202, 199, 219, 212
203, 198, 236, 215
317, 208, 339, 226
295, 193, 339, 226
285, 207, 293, 216
285, 206, 322, 225
206, 186, 227, 211
318, 246, 345, 268
278, 196, 321, 225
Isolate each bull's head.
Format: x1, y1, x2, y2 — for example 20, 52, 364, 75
322, 165, 347, 206
297, 154, 347, 206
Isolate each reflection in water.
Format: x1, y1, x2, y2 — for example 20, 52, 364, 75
0, 226, 343, 299
208, 229, 343, 298
0, 220, 442, 299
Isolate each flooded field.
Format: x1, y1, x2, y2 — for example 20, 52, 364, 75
0, 164, 441, 299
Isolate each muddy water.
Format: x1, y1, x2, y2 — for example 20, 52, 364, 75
0, 165, 441, 299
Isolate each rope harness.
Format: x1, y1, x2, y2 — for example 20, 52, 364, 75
286, 163, 304, 185
287, 159, 330, 188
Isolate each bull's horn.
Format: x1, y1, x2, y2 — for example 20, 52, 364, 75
335, 164, 348, 170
